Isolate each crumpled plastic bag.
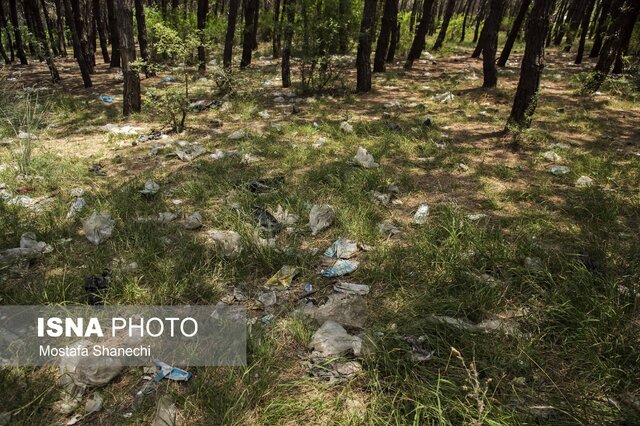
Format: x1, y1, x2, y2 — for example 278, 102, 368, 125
333, 282, 370, 295
83, 212, 115, 245
140, 179, 160, 195
324, 239, 359, 259
205, 230, 242, 257
309, 320, 363, 357
183, 212, 203, 230
321, 259, 359, 277
0, 232, 53, 262
304, 293, 367, 328
433, 91, 454, 103
265, 265, 299, 288
340, 121, 354, 133
153, 395, 181, 426
175, 141, 206, 162
67, 197, 86, 218
308, 204, 335, 235
413, 204, 430, 224
353, 146, 378, 168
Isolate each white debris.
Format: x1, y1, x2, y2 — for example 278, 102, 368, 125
274, 205, 299, 225
175, 141, 206, 161
0, 232, 53, 262
66, 197, 86, 218
183, 212, 203, 230
575, 175, 594, 187
308, 204, 336, 235
312, 137, 327, 148
84, 393, 103, 413
433, 91, 454, 103
340, 121, 354, 133
140, 179, 160, 195
353, 146, 379, 168
333, 282, 370, 295
70, 188, 84, 197
413, 204, 430, 224
101, 123, 142, 135
304, 293, 367, 328
153, 395, 180, 426
83, 212, 115, 245
427, 314, 521, 337
258, 110, 270, 119
550, 165, 570, 175
542, 151, 561, 162
227, 130, 246, 140
205, 230, 243, 257
309, 320, 363, 357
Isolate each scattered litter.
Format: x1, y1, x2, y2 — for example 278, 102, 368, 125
313, 137, 327, 148
101, 123, 142, 135
321, 259, 359, 278
309, 204, 335, 235
66, 198, 86, 218
309, 320, 363, 357
324, 239, 359, 259
189, 99, 221, 111
227, 130, 246, 140
259, 314, 274, 323
83, 212, 114, 245
84, 393, 103, 413
371, 191, 391, 206
307, 358, 362, 381
550, 165, 570, 175
99, 95, 113, 103
136, 212, 179, 223
183, 212, 203, 230
413, 204, 430, 224
0, 232, 53, 263
402, 335, 434, 362
153, 361, 192, 381
139, 131, 166, 143
265, 265, 300, 288
70, 187, 84, 197
353, 146, 378, 168
175, 141, 206, 162
89, 163, 107, 176
246, 176, 284, 193
525, 256, 543, 271
205, 230, 242, 257
333, 282, 370, 295
304, 283, 314, 293
17, 131, 36, 139
59, 340, 123, 386
66, 414, 83, 425
433, 91, 454, 103
84, 270, 110, 305
7, 195, 53, 211
575, 175, 594, 187
242, 153, 262, 164
427, 314, 522, 337
252, 206, 282, 237
273, 205, 299, 225
273, 96, 285, 103
466, 213, 487, 221
379, 221, 401, 237
551, 142, 571, 149
258, 291, 277, 307
140, 179, 160, 195
258, 110, 270, 119
153, 395, 180, 426
304, 293, 367, 327
340, 121, 354, 133
542, 151, 561, 162
161, 76, 175, 82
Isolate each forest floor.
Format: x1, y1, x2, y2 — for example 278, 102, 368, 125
1, 44, 639, 425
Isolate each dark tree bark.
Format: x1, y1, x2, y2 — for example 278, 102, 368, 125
40, 0, 59, 56
432, 0, 456, 51
386, 21, 400, 62
94, 0, 110, 63
116, 0, 141, 115
497, 0, 531, 66
106, 0, 120, 67
0, 29, 8, 64
611, 0, 639, 73
251, 0, 259, 49
574, 0, 596, 63
240, 0, 257, 67
9, 0, 28, 64
272, 0, 281, 57
25, 0, 60, 81
135, 0, 152, 76
404, 0, 435, 69
373, 0, 398, 72
63, 0, 92, 86
0, 3, 11, 63
338, 0, 349, 53
70, 0, 94, 72
197, 0, 208, 71
481, 0, 506, 88
472, 0, 487, 43
552, 0, 569, 45
54, 0, 66, 55
460, 0, 475, 42
281, 0, 294, 87
562, 0, 585, 51
508, 0, 555, 129
356, 0, 377, 92
589, 0, 610, 57
223, 0, 239, 68
584, 0, 638, 92
22, 3, 39, 58
409, 0, 419, 32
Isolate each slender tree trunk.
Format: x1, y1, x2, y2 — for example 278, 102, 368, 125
272, 0, 280, 57
135, 0, 152, 76
116, 0, 141, 115
197, 0, 208, 71
589, 0, 611, 57
562, 0, 585, 52
432, 0, 456, 51
497, 0, 531, 66
106, 0, 120, 66
281, 0, 294, 87
23, 4, 39, 58
472, 0, 487, 43
40, 0, 59, 56
574, 0, 596, 63
404, 0, 435, 68
63, 0, 92, 86
356, 0, 377, 92
611, 0, 639, 73
338, 0, 348, 53
251, 0, 259, 49
25, 0, 60, 81
373, 0, 398, 72
240, 0, 257, 67
223, 0, 239, 68
0, 30, 8, 64
409, 0, 419, 32
54, 0, 66, 55
507, 0, 555, 129
481, 0, 506, 88
386, 21, 400, 62
9, 0, 28, 64
0, 4, 11, 63
460, 0, 475, 42
93, 0, 110, 62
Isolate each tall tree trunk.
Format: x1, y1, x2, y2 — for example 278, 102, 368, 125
460, 0, 475, 42
386, 21, 400, 62
574, 0, 596, 63
404, 0, 435, 68
507, 0, 555, 129
589, 0, 611, 57
71, 0, 94, 72
117, 0, 141, 115
106, 0, 120, 66
63, 0, 92, 86
9, 0, 28, 64
562, 0, 585, 52
240, 0, 257, 67
611, 0, 639, 74
135, 0, 152, 76
94, 0, 110, 62
0, 4, 12, 63
54, 0, 66, 55
356, 0, 377, 92
472, 0, 487, 43
272, 0, 280, 57
497, 0, 531, 66
409, 0, 419, 32
481, 0, 506, 88
432, 0, 456, 51
23, 3, 40, 58
584, 0, 638, 92
25, 0, 60, 81
251, 0, 258, 49
338, 0, 349, 53
0, 30, 8, 63
373, 0, 398, 72
223, 0, 239, 68
40, 0, 59, 56
281, 0, 294, 87
197, 0, 208, 71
